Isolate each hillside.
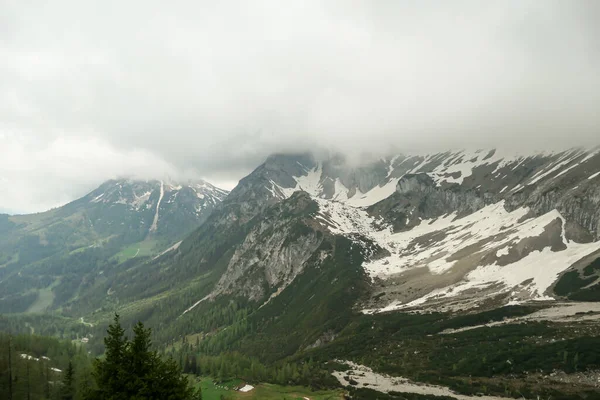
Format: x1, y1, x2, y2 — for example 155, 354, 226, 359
0, 178, 228, 314
3, 148, 600, 398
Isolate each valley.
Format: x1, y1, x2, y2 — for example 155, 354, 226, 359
2, 148, 600, 399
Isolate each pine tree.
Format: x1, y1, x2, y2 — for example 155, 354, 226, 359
60, 361, 75, 400
88, 315, 199, 399
91, 314, 129, 400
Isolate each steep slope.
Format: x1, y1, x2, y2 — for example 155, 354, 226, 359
79, 147, 600, 324
0, 178, 228, 313
15, 147, 597, 399
260, 148, 600, 312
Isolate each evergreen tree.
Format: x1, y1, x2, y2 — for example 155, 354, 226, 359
91, 314, 129, 400
88, 315, 199, 399
60, 361, 75, 400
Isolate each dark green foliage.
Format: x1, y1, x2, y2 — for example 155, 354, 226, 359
0, 292, 39, 313
554, 271, 596, 296
0, 332, 93, 400
567, 283, 600, 301
583, 257, 600, 276
89, 314, 198, 400
554, 261, 600, 301
61, 361, 75, 400
347, 387, 456, 400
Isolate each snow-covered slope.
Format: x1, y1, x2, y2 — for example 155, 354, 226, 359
254, 148, 600, 312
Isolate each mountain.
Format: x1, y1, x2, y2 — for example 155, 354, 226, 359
3, 148, 600, 398
0, 178, 228, 314
161, 147, 600, 314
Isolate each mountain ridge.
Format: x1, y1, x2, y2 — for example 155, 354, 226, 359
0, 177, 228, 314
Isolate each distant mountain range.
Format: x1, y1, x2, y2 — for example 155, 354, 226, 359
2, 147, 600, 397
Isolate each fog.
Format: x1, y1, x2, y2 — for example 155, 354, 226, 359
1, 1, 599, 212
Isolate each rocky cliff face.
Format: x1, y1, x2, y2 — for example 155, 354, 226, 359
190, 147, 600, 314
211, 192, 324, 301
54, 147, 600, 320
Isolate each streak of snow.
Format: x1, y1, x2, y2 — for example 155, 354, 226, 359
440, 302, 600, 334
346, 179, 400, 207
386, 156, 400, 177
90, 193, 104, 203
181, 294, 211, 316
528, 150, 581, 185
149, 181, 164, 232
589, 171, 600, 180
581, 147, 600, 163
152, 241, 182, 260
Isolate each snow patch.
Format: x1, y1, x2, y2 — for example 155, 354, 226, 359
181, 294, 211, 316
90, 193, 105, 203
152, 241, 182, 260
588, 171, 600, 180
332, 360, 514, 400
528, 150, 581, 185
238, 385, 254, 392
132, 191, 152, 209
346, 179, 400, 207
149, 181, 164, 233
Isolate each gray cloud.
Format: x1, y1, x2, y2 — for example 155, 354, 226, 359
1, 0, 599, 212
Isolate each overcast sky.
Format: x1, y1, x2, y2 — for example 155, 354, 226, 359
1, 0, 599, 213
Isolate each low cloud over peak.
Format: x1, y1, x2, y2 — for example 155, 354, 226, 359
1, 0, 599, 212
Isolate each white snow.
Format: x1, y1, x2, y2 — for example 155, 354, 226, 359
275, 163, 402, 208
90, 193, 105, 203
293, 165, 323, 196
132, 191, 152, 209
268, 149, 600, 312
309, 194, 600, 313
440, 302, 600, 334
386, 156, 400, 177
149, 181, 164, 232
181, 294, 211, 316
365, 207, 600, 313
528, 150, 581, 185
20, 354, 40, 361
332, 360, 514, 400
581, 147, 600, 163
238, 385, 254, 392
495, 246, 510, 257
425, 149, 536, 186
346, 179, 400, 207
588, 171, 600, 180
152, 241, 182, 260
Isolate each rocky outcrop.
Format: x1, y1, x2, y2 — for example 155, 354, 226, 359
211, 192, 324, 301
